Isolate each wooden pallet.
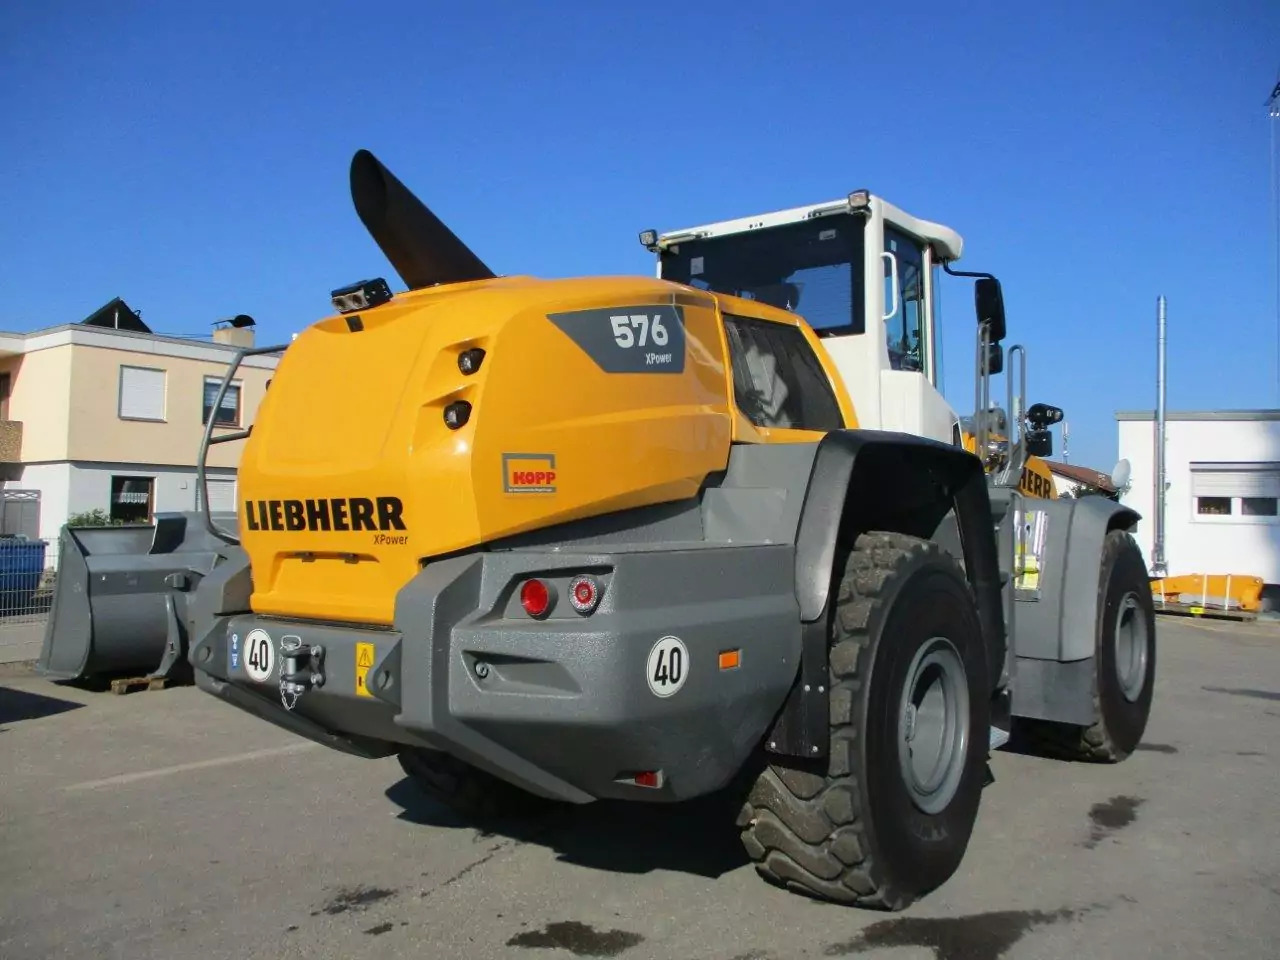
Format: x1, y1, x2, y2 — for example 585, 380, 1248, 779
1154, 601, 1258, 622
109, 675, 182, 695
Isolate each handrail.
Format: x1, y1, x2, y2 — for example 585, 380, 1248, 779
995, 344, 1028, 488
197, 342, 290, 544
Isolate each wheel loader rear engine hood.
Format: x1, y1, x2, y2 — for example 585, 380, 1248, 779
237, 276, 733, 626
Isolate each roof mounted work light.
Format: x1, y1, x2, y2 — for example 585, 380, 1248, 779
331, 277, 392, 314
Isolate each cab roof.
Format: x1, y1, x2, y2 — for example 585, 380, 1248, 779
654, 191, 964, 263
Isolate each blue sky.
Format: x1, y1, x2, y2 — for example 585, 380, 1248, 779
2, 0, 1277, 471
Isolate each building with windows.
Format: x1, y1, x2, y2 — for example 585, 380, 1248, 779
1115, 409, 1280, 587
0, 298, 281, 542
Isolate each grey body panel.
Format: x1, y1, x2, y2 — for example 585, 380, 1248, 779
38, 511, 239, 681
493, 442, 817, 554
701, 442, 815, 546
190, 539, 801, 803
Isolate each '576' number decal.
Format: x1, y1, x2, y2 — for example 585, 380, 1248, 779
547, 304, 686, 374
609, 314, 669, 348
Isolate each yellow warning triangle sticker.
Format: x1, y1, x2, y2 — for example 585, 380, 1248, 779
357, 647, 375, 668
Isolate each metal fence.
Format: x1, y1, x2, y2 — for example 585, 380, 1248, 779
0, 536, 56, 626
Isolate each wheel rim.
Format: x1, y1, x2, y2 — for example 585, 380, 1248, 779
897, 636, 970, 815
1114, 592, 1148, 702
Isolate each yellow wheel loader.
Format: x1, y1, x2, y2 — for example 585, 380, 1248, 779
42, 150, 1156, 910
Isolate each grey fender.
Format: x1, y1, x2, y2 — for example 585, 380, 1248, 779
794, 429, 1006, 668
1060, 496, 1141, 662
1007, 495, 1141, 726
1012, 495, 1141, 664
768, 429, 1007, 760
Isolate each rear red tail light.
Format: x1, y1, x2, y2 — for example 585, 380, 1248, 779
520, 579, 551, 618
633, 771, 661, 788
568, 575, 600, 614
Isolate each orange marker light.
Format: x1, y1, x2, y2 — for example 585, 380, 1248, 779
718, 649, 741, 670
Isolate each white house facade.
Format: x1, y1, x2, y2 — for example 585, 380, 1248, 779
1116, 409, 1280, 586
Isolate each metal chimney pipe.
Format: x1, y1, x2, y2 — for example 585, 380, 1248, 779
1153, 295, 1168, 577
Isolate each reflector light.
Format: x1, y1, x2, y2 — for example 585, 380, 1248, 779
443, 400, 472, 429
458, 348, 486, 375
568, 575, 600, 614
633, 771, 660, 788
520, 579, 551, 618
718, 649, 741, 670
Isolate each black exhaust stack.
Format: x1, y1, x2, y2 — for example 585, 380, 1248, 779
350, 148, 495, 290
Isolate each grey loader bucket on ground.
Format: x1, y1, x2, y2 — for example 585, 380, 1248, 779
36, 512, 239, 683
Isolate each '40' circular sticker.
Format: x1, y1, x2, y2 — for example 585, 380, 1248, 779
646, 636, 688, 698
243, 628, 275, 683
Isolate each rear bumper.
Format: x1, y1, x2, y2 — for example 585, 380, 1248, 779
189, 545, 800, 803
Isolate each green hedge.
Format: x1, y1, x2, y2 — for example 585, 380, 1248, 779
65, 509, 128, 527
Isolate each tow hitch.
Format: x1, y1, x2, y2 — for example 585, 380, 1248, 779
280, 636, 326, 711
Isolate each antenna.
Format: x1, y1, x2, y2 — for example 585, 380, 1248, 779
1153, 295, 1168, 578
1268, 74, 1280, 403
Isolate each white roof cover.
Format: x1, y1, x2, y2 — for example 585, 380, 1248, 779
657, 193, 964, 262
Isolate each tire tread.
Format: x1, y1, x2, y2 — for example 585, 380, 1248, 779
738, 531, 959, 911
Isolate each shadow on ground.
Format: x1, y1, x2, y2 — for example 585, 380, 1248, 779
384, 775, 751, 881
0, 684, 83, 727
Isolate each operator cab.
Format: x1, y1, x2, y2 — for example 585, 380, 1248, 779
645, 191, 963, 444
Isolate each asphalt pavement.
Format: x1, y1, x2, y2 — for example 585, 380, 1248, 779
1, 615, 1278, 960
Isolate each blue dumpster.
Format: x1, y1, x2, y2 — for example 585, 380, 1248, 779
0, 537, 47, 614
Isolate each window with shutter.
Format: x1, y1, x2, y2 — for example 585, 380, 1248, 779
203, 377, 242, 426
109, 476, 154, 524
118, 366, 167, 421
1190, 463, 1280, 521
203, 478, 237, 514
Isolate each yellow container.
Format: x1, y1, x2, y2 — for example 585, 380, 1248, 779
1150, 574, 1264, 613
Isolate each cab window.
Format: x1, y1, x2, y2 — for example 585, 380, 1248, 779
722, 314, 843, 431
883, 227, 926, 373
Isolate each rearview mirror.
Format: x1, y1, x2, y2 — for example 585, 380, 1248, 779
985, 341, 1004, 375
1026, 428, 1053, 458
975, 277, 1006, 343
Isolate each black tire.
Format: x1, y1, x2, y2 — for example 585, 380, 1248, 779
737, 531, 991, 910
1014, 529, 1156, 762
397, 747, 557, 821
